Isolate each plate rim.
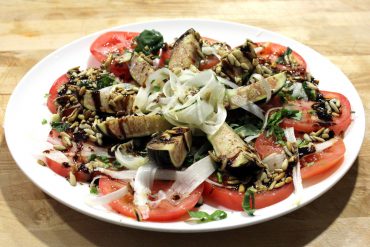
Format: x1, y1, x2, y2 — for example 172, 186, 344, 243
4, 18, 366, 233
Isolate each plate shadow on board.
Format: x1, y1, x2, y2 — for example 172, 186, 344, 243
4, 159, 359, 246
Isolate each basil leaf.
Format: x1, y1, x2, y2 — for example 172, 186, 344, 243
97, 74, 115, 89
188, 210, 227, 223
266, 108, 301, 141
50, 121, 70, 132
210, 210, 227, 221
242, 189, 255, 216
90, 186, 98, 194
135, 29, 164, 55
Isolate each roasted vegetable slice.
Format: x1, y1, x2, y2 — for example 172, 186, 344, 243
208, 123, 264, 175
82, 84, 137, 115
97, 115, 172, 140
129, 52, 155, 86
215, 40, 257, 85
168, 28, 203, 70
225, 72, 286, 109
147, 127, 192, 168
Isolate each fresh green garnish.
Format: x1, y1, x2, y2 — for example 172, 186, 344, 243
188, 210, 227, 223
135, 29, 164, 55
89, 154, 110, 164
152, 85, 161, 92
276, 47, 292, 64
303, 81, 317, 101
41, 119, 47, 125
90, 186, 98, 194
242, 188, 256, 216
233, 124, 260, 138
266, 108, 301, 141
50, 121, 70, 132
44, 93, 50, 98
216, 172, 223, 183
97, 74, 115, 89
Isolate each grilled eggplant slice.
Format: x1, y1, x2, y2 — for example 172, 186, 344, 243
129, 52, 155, 86
225, 72, 286, 109
97, 114, 172, 140
168, 28, 203, 70
216, 40, 257, 85
147, 127, 192, 168
208, 123, 264, 176
82, 84, 137, 115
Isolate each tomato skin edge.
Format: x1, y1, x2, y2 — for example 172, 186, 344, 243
203, 182, 294, 211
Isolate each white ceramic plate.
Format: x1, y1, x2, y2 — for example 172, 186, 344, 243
4, 19, 365, 232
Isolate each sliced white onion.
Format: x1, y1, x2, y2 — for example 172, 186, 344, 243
262, 152, 286, 172
96, 167, 181, 181
202, 46, 218, 56
230, 95, 265, 120
216, 76, 238, 89
44, 150, 70, 164
85, 185, 129, 206
314, 138, 338, 153
133, 164, 157, 219
250, 73, 271, 102
289, 83, 308, 101
283, 127, 303, 205
114, 146, 149, 170
169, 156, 216, 196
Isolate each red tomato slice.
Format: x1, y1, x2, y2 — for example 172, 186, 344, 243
199, 55, 220, 70
300, 138, 345, 179
281, 91, 352, 135
257, 42, 306, 72
158, 45, 172, 68
255, 133, 284, 159
47, 74, 69, 113
90, 31, 139, 62
45, 153, 71, 178
203, 182, 294, 211
99, 177, 204, 222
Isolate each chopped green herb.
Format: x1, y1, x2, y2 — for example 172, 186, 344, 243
41, 119, 47, 125
97, 74, 115, 89
89, 154, 110, 164
216, 172, 223, 183
44, 93, 50, 98
90, 186, 98, 194
303, 81, 317, 101
276, 47, 292, 64
50, 121, 70, 132
242, 188, 256, 216
135, 29, 164, 55
266, 108, 301, 141
152, 85, 161, 92
188, 210, 227, 223
233, 123, 260, 138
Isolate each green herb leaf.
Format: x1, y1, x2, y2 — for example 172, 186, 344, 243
41, 119, 47, 125
135, 29, 164, 55
152, 85, 161, 92
242, 188, 255, 216
44, 93, 51, 98
90, 186, 98, 194
50, 121, 70, 132
188, 210, 227, 223
216, 172, 223, 183
97, 74, 115, 89
233, 123, 260, 138
266, 108, 301, 141
276, 47, 292, 64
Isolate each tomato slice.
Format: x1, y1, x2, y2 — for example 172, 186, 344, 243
255, 133, 284, 159
158, 45, 172, 68
257, 42, 306, 72
99, 177, 204, 222
300, 138, 345, 179
281, 91, 352, 135
47, 74, 69, 113
203, 182, 294, 211
199, 55, 219, 70
90, 31, 139, 62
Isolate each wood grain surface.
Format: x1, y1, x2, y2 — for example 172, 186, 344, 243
1, 0, 369, 246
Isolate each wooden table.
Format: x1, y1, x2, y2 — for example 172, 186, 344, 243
1, 0, 369, 246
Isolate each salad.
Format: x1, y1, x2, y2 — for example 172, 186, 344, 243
40, 28, 351, 223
